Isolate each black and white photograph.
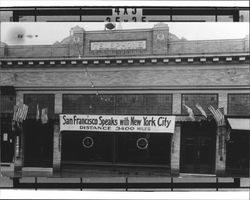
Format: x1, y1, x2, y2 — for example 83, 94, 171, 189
0, 1, 249, 199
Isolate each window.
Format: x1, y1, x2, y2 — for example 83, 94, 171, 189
0, 95, 15, 113
228, 94, 250, 115
63, 94, 115, 114
63, 94, 172, 115
181, 94, 218, 115
24, 94, 55, 119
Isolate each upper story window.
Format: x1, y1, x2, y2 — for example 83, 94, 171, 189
63, 94, 172, 115
181, 94, 218, 115
228, 94, 250, 115
24, 94, 55, 119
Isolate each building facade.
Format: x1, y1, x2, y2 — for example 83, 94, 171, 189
0, 23, 249, 177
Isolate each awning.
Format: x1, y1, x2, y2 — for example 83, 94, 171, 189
227, 118, 250, 131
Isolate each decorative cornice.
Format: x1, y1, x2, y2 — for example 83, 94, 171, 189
0, 53, 249, 67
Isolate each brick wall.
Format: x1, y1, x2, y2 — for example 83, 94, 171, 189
168, 39, 247, 55
5, 45, 69, 58
0, 73, 14, 86
0, 27, 248, 58
1, 65, 248, 88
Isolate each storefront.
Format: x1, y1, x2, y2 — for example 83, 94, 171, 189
60, 114, 175, 168
226, 118, 250, 176
22, 94, 54, 168
0, 23, 249, 177
180, 120, 217, 174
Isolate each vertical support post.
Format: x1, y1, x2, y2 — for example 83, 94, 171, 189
125, 177, 128, 191
171, 124, 181, 176
215, 126, 227, 176
53, 123, 61, 171
215, 92, 228, 176
35, 177, 38, 190
55, 93, 62, 114
14, 92, 24, 170
53, 94, 62, 171
172, 93, 181, 115
216, 177, 219, 191
13, 177, 20, 188
171, 177, 173, 191
218, 92, 227, 115
80, 177, 83, 191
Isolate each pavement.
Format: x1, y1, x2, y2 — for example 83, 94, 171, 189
0, 163, 249, 190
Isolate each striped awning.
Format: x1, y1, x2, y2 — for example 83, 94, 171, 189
227, 118, 250, 131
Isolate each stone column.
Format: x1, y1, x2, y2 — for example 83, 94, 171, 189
172, 93, 181, 115
216, 92, 228, 176
55, 93, 62, 114
218, 92, 227, 114
53, 124, 61, 171
215, 126, 227, 176
53, 93, 62, 171
171, 124, 181, 176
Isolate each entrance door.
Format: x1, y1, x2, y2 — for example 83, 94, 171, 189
1, 114, 14, 163
226, 131, 249, 176
180, 122, 216, 174
23, 120, 54, 167
23, 94, 54, 168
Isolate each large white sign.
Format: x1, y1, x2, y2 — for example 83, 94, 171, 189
90, 40, 146, 51
60, 114, 175, 133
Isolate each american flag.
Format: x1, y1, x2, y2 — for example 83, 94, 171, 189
208, 105, 225, 126
183, 104, 195, 121
12, 104, 28, 123
195, 103, 207, 119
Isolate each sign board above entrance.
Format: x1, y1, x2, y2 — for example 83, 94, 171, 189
90, 40, 146, 51
60, 114, 176, 133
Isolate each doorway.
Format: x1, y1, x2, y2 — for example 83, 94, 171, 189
180, 121, 216, 174
226, 131, 249, 176
23, 94, 54, 168
23, 120, 54, 167
1, 114, 14, 163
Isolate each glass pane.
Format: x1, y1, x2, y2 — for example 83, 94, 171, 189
63, 94, 115, 114
182, 94, 218, 115
0, 95, 15, 113
116, 94, 172, 115
228, 94, 250, 115
63, 94, 172, 115
116, 133, 171, 165
115, 94, 146, 115
24, 94, 55, 119
62, 131, 113, 163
